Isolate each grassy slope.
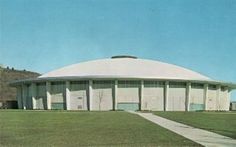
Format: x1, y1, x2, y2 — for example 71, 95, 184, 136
0, 111, 200, 147
154, 112, 236, 139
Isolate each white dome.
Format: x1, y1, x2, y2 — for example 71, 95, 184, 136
39, 56, 211, 81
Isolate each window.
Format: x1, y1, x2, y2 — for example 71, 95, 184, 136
36, 83, 46, 97
191, 83, 204, 89
221, 86, 227, 91
51, 82, 65, 93
118, 81, 140, 88
169, 82, 186, 88
208, 85, 216, 90
70, 81, 88, 90
144, 81, 164, 87
93, 81, 114, 89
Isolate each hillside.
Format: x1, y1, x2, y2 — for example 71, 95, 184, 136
0, 67, 40, 108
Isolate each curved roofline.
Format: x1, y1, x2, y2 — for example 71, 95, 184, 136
39, 75, 209, 81
9, 76, 236, 89
39, 58, 211, 80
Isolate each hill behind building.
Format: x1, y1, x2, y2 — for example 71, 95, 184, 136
0, 67, 40, 108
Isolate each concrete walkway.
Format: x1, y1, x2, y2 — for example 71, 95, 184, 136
129, 111, 236, 147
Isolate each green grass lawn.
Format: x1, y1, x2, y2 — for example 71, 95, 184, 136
154, 111, 236, 139
0, 110, 200, 147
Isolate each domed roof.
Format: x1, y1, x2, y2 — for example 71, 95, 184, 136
39, 56, 211, 81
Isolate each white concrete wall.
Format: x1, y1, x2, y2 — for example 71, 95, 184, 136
168, 82, 186, 111
189, 84, 204, 111
16, 79, 232, 111
70, 81, 88, 110
207, 85, 217, 110
220, 87, 229, 111
117, 81, 140, 104
92, 81, 113, 110
232, 103, 236, 110
191, 84, 204, 105
142, 81, 164, 111
51, 82, 65, 102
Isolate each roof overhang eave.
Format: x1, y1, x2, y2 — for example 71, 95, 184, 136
9, 76, 236, 89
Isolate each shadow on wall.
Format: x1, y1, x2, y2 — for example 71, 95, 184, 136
0, 101, 18, 109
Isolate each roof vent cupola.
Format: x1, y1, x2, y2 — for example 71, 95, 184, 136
111, 55, 138, 59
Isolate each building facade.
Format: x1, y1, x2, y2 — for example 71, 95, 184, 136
230, 102, 236, 111
12, 56, 236, 111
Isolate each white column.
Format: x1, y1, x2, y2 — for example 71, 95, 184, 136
227, 88, 231, 111
31, 83, 37, 109
204, 84, 208, 110
114, 80, 118, 110
46, 81, 51, 110
140, 80, 144, 111
66, 81, 71, 110
164, 81, 169, 111
22, 84, 27, 110
89, 80, 93, 111
216, 85, 221, 111
186, 82, 191, 111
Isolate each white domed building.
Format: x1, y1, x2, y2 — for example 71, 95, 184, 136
12, 56, 236, 111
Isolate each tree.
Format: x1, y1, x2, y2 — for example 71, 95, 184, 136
98, 90, 103, 110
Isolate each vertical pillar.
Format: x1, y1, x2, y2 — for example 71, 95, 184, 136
46, 81, 51, 110
17, 86, 23, 109
186, 82, 191, 111
22, 84, 27, 110
204, 84, 208, 111
216, 85, 221, 111
140, 80, 144, 111
31, 83, 36, 109
227, 88, 231, 111
66, 81, 71, 110
89, 80, 93, 111
164, 81, 169, 111
114, 80, 118, 110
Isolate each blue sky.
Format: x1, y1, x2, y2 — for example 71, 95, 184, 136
1, 0, 236, 101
